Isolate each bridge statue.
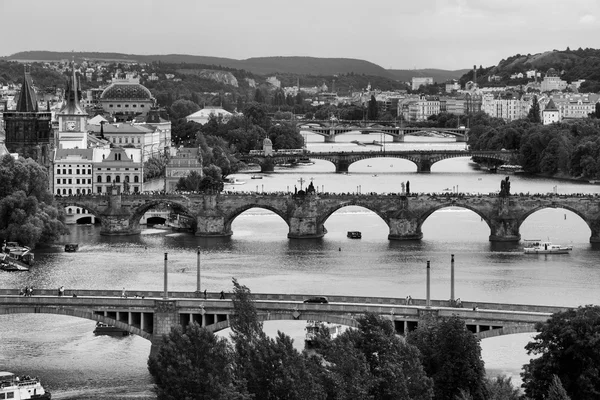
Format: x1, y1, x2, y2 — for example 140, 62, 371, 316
500, 177, 511, 197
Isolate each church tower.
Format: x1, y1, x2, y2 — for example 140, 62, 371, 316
57, 62, 88, 149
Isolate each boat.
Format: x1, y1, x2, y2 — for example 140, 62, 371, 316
0, 254, 29, 271
0, 371, 51, 399
251, 175, 263, 179
523, 240, 572, 254
1, 242, 34, 270
224, 177, 246, 185
93, 321, 130, 336
498, 165, 525, 175
347, 231, 362, 239
305, 320, 343, 348
64, 243, 79, 252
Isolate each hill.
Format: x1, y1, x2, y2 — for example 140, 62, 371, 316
387, 68, 470, 83
458, 48, 600, 91
4, 51, 395, 78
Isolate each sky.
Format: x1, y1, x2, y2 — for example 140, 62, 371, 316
1, 0, 599, 70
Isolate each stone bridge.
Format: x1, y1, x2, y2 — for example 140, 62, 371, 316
0, 289, 568, 355
55, 192, 600, 242
294, 120, 469, 143
239, 150, 513, 173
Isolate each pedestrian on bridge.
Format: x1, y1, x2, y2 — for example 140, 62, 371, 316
121, 287, 127, 298
220, 291, 225, 299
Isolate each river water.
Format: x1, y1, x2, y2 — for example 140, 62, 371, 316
1, 135, 600, 399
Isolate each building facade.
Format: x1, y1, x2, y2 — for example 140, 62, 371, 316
165, 147, 203, 192
411, 77, 434, 90
99, 76, 155, 121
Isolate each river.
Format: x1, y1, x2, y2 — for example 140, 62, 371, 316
1, 135, 599, 399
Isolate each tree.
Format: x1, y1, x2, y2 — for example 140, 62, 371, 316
367, 95, 378, 120
407, 316, 487, 400
169, 99, 200, 120
522, 305, 600, 400
547, 375, 571, 400
315, 313, 433, 400
147, 322, 250, 400
485, 376, 521, 400
175, 171, 203, 192
527, 95, 541, 123
0, 155, 68, 248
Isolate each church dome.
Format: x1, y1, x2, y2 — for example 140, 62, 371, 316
263, 137, 272, 146
546, 68, 558, 77
100, 82, 153, 100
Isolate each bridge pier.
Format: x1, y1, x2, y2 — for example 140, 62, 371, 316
489, 218, 520, 242
335, 159, 350, 173
100, 214, 141, 235
288, 216, 326, 239
324, 134, 336, 143
259, 158, 275, 173
150, 299, 179, 358
589, 220, 600, 243
195, 216, 232, 237
417, 158, 432, 173
392, 132, 404, 143
388, 217, 423, 240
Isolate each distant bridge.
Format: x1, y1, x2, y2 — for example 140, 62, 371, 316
54, 192, 600, 242
0, 289, 566, 355
239, 149, 514, 173
291, 120, 469, 143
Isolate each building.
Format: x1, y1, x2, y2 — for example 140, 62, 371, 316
540, 94, 600, 122
93, 147, 143, 194
99, 75, 155, 121
86, 121, 168, 161
2, 65, 52, 158
56, 63, 88, 150
165, 147, 203, 192
445, 80, 461, 93
540, 69, 567, 92
481, 95, 532, 121
185, 106, 232, 125
542, 99, 560, 125
411, 77, 434, 91
53, 148, 93, 196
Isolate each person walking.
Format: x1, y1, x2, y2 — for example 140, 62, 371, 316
121, 287, 127, 298
203, 289, 207, 299
219, 291, 225, 299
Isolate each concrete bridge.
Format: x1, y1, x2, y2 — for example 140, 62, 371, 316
55, 192, 600, 242
295, 120, 469, 143
0, 289, 569, 354
239, 149, 513, 173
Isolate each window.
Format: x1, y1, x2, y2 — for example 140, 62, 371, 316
97, 186, 102, 194
76, 179, 80, 184
76, 169, 80, 174
134, 176, 139, 183
68, 169, 72, 174
56, 169, 60, 174
88, 169, 91, 174
57, 189, 60, 195
109, 104, 114, 108
76, 190, 80, 196
68, 189, 72, 195
88, 189, 92, 194
115, 176, 121, 183
63, 189, 67, 195
88, 179, 91, 184
133, 186, 139, 193
97, 176, 102, 183
125, 175, 130, 182
63, 169, 66, 174
68, 179, 72, 184
106, 176, 111, 183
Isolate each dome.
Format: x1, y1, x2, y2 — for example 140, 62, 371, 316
546, 68, 557, 77
100, 82, 153, 100
263, 137, 272, 146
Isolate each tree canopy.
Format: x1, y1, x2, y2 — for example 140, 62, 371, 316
522, 305, 600, 400
0, 155, 68, 248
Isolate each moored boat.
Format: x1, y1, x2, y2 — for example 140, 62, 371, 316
347, 231, 362, 239
523, 240, 572, 254
93, 321, 130, 336
0, 371, 51, 399
2, 242, 34, 266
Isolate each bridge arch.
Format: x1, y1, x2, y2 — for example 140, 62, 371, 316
518, 204, 592, 233
224, 204, 290, 233
0, 306, 152, 340
56, 200, 103, 218
205, 312, 359, 333
418, 202, 492, 232
130, 199, 197, 230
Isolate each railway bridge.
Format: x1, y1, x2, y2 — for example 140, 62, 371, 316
55, 192, 600, 242
0, 289, 567, 355
238, 149, 513, 173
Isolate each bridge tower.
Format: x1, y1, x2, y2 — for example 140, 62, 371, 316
99, 186, 141, 236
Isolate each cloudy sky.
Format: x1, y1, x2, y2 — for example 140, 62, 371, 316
1, 0, 598, 70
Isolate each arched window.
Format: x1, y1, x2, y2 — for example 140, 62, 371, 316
68, 189, 72, 195
76, 208, 80, 214
88, 189, 92, 194
68, 208, 72, 214
63, 189, 67, 195
106, 176, 111, 183
125, 175, 130, 182
134, 176, 139, 183
97, 176, 102, 183
57, 189, 60, 195
76, 189, 80, 195
115, 176, 121, 183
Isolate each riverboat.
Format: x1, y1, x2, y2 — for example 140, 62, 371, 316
305, 321, 343, 348
0, 371, 51, 399
523, 240, 572, 254
251, 175, 263, 179
497, 164, 525, 175
0, 254, 30, 271
1, 242, 34, 269
93, 321, 130, 336
347, 231, 362, 239
224, 177, 246, 185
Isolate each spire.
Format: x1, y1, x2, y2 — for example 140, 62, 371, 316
59, 61, 85, 115
16, 65, 39, 113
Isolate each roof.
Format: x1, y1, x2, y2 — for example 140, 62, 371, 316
186, 107, 232, 119
86, 123, 155, 134
545, 99, 558, 111
88, 115, 109, 125
54, 148, 94, 160
16, 66, 38, 113
100, 82, 153, 100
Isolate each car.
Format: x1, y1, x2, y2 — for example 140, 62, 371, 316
303, 296, 329, 304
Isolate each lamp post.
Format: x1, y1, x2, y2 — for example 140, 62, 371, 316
450, 254, 455, 302
196, 246, 201, 293
163, 252, 168, 299
297, 177, 305, 190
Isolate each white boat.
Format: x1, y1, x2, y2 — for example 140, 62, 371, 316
523, 240, 572, 254
0, 371, 51, 399
224, 177, 246, 185
305, 320, 343, 347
